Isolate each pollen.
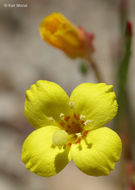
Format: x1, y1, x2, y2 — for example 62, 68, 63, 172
48, 117, 54, 121
80, 114, 86, 120
84, 119, 93, 125
60, 113, 65, 120
69, 101, 75, 109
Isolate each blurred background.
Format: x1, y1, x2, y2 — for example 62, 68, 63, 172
0, 0, 135, 189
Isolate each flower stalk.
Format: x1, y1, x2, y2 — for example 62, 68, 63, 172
114, 19, 134, 190
86, 57, 103, 83
115, 21, 132, 126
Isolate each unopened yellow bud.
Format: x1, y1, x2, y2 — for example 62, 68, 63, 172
40, 13, 94, 59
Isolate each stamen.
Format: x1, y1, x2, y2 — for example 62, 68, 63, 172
65, 116, 70, 122
81, 120, 85, 125
84, 120, 93, 125
72, 121, 75, 125
76, 133, 81, 137
60, 113, 65, 120
80, 114, 86, 120
76, 137, 81, 144
68, 142, 72, 147
74, 113, 79, 120
48, 117, 54, 121
69, 101, 75, 109
60, 122, 65, 127
82, 130, 89, 138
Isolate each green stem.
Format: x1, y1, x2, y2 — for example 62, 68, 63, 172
114, 30, 132, 130
125, 93, 135, 164
86, 57, 104, 83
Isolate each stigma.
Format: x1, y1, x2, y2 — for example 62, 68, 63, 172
52, 130, 68, 146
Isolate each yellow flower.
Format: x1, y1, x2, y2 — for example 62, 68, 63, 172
40, 13, 94, 58
22, 80, 122, 177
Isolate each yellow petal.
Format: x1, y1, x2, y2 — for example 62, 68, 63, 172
70, 83, 118, 130
25, 80, 71, 129
22, 126, 71, 177
71, 127, 122, 176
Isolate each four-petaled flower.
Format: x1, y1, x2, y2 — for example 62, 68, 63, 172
40, 13, 94, 59
22, 80, 122, 177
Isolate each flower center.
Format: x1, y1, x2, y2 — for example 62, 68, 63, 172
52, 110, 91, 147
59, 113, 85, 134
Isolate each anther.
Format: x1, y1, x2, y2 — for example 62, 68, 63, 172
80, 115, 86, 120
84, 120, 93, 125
76, 133, 81, 137
48, 117, 54, 121
60, 113, 65, 120
69, 101, 75, 109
